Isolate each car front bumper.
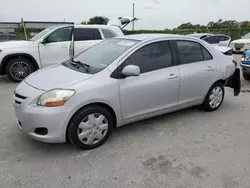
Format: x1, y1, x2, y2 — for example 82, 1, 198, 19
230, 46, 250, 53
241, 61, 250, 73
14, 81, 74, 143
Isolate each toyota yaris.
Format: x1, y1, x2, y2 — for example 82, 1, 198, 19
13, 34, 241, 149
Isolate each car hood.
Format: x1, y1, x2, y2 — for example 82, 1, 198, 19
0, 40, 34, 48
231, 39, 250, 43
24, 64, 93, 91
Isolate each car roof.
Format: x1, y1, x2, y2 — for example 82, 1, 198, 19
116, 33, 195, 41
74, 24, 118, 29
47, 24, 118, 30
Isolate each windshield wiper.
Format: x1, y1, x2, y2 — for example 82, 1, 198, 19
70, 60, 90, 72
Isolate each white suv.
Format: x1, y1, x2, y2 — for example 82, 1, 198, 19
0, 17, 136, 82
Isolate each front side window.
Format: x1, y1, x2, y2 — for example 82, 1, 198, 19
62, 38, 139, 73
74, 28, 102, 41
30, 26, 56, 42
124, 41, 173, 74
177, 40, 212, 64
46, 27, 72, 43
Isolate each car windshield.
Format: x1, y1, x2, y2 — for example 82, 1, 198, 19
242, 32, 250, 39
29, 26, 55, 41
63, 38, 139, 74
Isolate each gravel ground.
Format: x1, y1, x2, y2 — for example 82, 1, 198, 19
0, 54, 250, 188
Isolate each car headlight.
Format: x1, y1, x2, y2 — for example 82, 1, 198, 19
37, 89, 75, 107
242, 55, 250, 61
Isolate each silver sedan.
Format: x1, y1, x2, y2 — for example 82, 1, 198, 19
13, 34, 241, 149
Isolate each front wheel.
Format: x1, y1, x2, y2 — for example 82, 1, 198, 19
202, 82, 225, 111
243, 72, 250, 80
67, 105, 114, 150
5, 57, 35, 82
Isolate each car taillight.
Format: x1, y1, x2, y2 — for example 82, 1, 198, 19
233, 60, 237, 69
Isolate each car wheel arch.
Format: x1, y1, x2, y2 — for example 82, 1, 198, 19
65, 102, 117, 142
0, 53, 39, 75
202, 79, 226, 100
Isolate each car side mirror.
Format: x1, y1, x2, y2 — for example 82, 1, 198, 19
41, 38, 47, 44
121, 65, 140, 77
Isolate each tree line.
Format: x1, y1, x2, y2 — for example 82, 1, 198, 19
82, 16, 250, 30
170, 19, 250, 30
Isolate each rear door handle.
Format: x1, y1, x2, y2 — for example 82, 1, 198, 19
167, 73, 178, 79
207, 66, 215, 71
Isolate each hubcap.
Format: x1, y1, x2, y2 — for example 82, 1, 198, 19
77, 113, 109, 145
209, 86, 223, 108
10, 61, 31, 81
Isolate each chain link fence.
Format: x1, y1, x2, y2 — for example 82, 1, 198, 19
1, 27, 249, 41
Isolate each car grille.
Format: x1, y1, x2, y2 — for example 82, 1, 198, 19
234, 43, 245, 49
14, 92, 27, 105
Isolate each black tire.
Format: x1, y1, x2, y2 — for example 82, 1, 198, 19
67, 105, 114, 150
202, 82, 225, 112
243, 72, 250, 80
5, 57, 35, 82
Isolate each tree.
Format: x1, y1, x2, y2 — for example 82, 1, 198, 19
81, 21, 87, 25
87, 16, 109, 25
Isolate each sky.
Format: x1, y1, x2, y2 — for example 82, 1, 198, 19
1, 0, 250, 30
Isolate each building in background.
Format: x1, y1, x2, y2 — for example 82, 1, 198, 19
0, 21, 74, 34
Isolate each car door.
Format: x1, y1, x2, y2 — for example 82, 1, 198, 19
118, 40, 179, 122
175, 40, 220, 108
203, 36, 220, 46
39, 26, 73, 67
73, 28, 103, 56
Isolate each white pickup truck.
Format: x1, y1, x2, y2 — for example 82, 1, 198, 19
0, 17, 137, 82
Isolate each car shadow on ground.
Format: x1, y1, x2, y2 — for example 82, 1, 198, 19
0, 76, 12, 83
10, 105, 213, 158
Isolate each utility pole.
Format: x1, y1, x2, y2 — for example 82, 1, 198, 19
132, 3, 135, 30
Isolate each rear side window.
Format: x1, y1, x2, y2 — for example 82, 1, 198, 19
125, 41, 173, 74
176, 40, 212, 64
74, 28, 102, 41
101, 29, 117, 38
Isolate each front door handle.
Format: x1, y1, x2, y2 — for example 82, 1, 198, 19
207, 66, 215, 71
167, 73, 178, 79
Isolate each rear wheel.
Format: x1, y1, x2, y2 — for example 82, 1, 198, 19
202, 82, 225, 111
5, 57, 35, 82
68, 105, 114, 150
243, 72, 250, 80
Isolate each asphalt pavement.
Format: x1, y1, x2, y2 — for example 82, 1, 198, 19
0, 54, 250, 188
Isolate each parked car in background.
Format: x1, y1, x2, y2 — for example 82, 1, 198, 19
0, 17, 138, 82
229, 32, 250, 53
241, 50, 250, 80
13, 34, 241, 149
187, 33, 231, 46
0, 33, 17, 42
